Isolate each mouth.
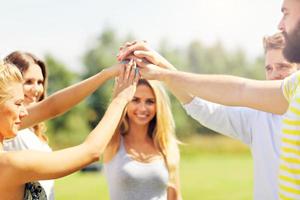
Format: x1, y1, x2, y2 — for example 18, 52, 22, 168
25, 95, 38, 103
135, 114, 150, 120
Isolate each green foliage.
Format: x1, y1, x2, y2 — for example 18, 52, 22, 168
44, 54, 90, 148
82, 28, 135, 129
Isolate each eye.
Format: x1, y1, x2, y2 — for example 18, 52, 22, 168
24, 79, 34, 85
15, 100, 24, 106
278, 63, 291, 70
146, 99, 155, 105
38, 80, 44, 85
265, 66, 272, 72
131, 97, 139, 103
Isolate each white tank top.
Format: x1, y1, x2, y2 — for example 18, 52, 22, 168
3, 129, 54, 200
104, 137, 169, 200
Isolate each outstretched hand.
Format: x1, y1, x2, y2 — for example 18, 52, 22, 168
117, 40, 176, 71
113, 59, 140, 102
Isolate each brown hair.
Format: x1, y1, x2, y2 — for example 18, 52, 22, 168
4, 51, 48, 142
263, 32, 285, 53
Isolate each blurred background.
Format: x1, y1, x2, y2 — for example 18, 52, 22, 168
1, 0, 283, 199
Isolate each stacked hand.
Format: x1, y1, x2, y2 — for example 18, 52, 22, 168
116, 41, 177, 80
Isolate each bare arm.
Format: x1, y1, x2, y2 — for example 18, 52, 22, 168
119, 41, 289, 114
167, 166, 182, 200
21, 65, 120, 129
160, 70, 288, 114
0, 62, 138, 185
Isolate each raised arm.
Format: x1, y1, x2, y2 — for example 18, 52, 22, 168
0, 62, 139, 185
21, 64, 121, 129
118, 41, 288, 115
157, 69, 287, 115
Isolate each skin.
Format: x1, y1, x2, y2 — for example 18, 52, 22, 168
265, 49, 298, 80
22, 63, 44, 106
104, 77, 182, 200
0, 62, 138, 200
21, 63, 123, 129
278, 0, 300, 35
0, 82, 27, 141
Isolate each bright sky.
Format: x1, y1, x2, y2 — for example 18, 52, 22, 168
0, 0, 283, 71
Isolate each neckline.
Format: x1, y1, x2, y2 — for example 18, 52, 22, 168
120, 137, 164, 165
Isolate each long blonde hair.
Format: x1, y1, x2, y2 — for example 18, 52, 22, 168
0, 61, 23, 105
107, 79, 180, 186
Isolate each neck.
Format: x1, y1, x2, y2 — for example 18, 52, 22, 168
126, 123, 150, 142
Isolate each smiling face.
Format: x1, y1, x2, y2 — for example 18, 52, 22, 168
265, 49, 298, 80
126, 84, 156, 127
22, 63, 45, 106
0, 82, 28, 140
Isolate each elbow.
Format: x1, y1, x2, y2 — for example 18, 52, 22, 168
83, 144, 103, 163
89, 149, 101, 163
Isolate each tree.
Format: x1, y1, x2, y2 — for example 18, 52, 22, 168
45, 54, 90, 148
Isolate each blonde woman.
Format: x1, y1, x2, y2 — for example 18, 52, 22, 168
2, 51, 127, 199
0, 61, 137, 200
103, 76, 182, 200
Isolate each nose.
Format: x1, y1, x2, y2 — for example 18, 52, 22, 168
30, 82, 43, 96
20, 105, 28, 119
278, 17, 285, 32
138, 102, 147, 111
270, 70, 283, 80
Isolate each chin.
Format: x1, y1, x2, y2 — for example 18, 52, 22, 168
133, 119, 151, 126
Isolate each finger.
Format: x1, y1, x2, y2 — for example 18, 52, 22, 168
135, 58, 147, 68
118, 41, 148, 61
133, 67, 140, 84
119, 63, 127, 81
124, 59, 133, 80
134, 50, 156, 64
128, 61, 136, 83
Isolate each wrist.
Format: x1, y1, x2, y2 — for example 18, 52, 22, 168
101, 67, 115, 79
112, 95, 129, 106
157, 68, 173, 82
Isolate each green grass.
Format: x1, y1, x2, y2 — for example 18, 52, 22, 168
55, 153, 253, 200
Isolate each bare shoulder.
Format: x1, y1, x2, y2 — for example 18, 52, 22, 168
0, 152, 16, 184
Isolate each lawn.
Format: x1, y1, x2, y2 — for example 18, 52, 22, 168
55, 152, 253, 200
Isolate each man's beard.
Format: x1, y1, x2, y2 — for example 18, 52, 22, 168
283, 20, 300, 63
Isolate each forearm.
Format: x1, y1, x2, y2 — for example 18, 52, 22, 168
160, 70, 287, 114
22, 68, 115, 128
83, 96, 128, 156
6, 96, 128, 184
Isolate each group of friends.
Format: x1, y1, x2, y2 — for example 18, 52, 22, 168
0, 0, 300, 199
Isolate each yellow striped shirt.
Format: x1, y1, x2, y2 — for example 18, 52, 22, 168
281, 71, 300, 199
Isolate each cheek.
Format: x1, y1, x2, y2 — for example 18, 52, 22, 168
149, 105, 156, 116
23, 85, 31, 95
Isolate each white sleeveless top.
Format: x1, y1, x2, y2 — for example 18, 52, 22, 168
104, 137, 169, 200
3, 129, 54, 200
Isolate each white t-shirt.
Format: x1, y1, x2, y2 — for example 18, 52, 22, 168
3, 129, 54, 200
183, 97, 281, 200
